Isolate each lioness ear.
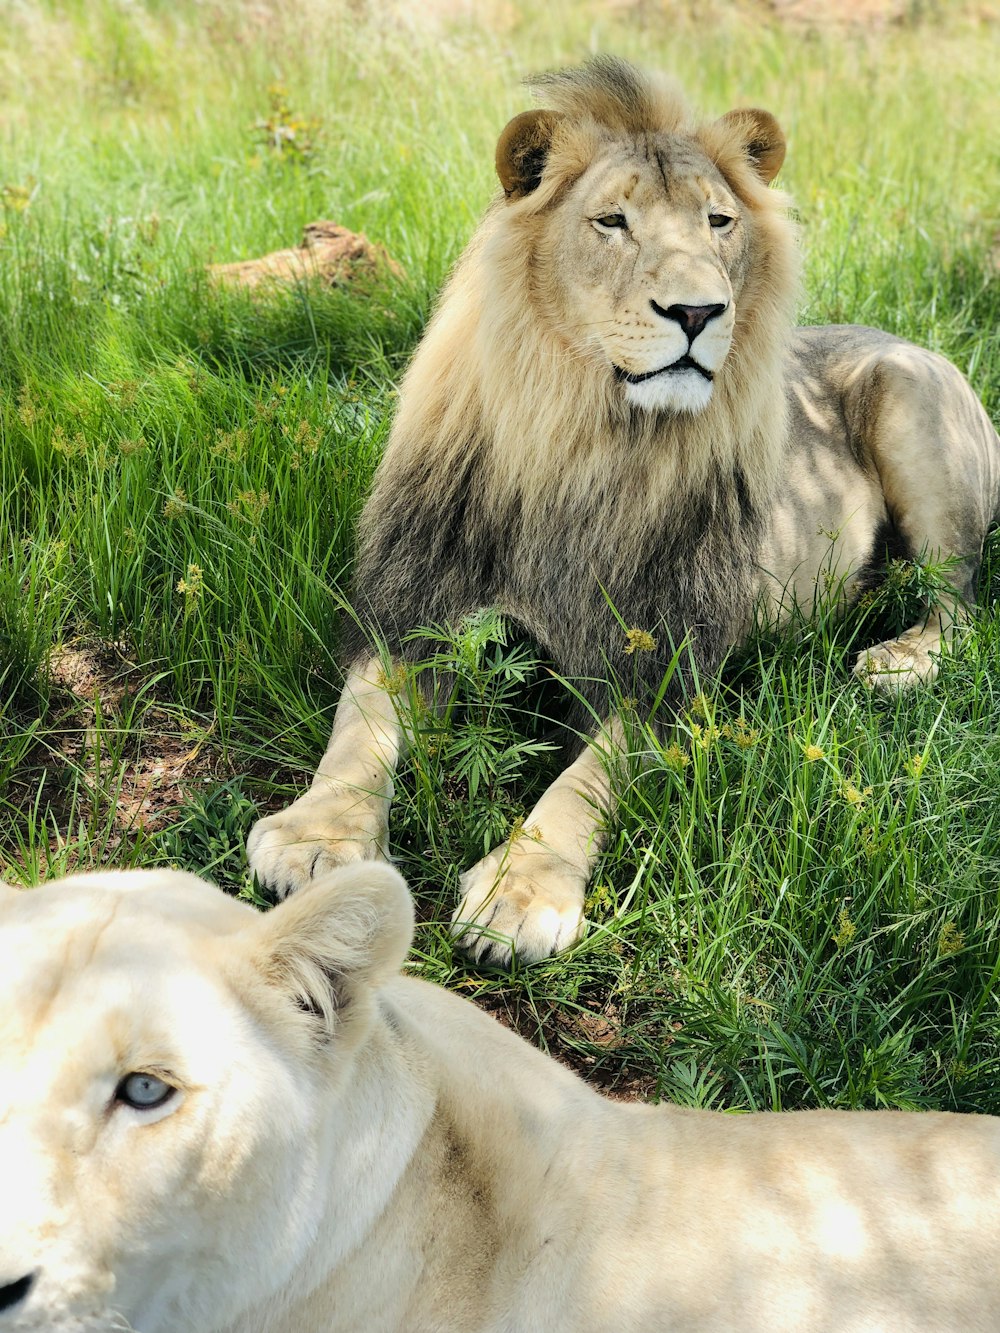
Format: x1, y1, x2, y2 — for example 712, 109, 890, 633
714, 107, 786, 185
248, 863, 414, 1039
496, 109, 564, 199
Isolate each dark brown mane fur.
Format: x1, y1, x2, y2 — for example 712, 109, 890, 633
342, 58, 799, 721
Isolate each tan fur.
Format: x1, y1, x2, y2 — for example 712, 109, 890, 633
247, 58, 1000, 966
385, 76, 798, 531
207, 221, 401, 293
3, 864, 1000, 1332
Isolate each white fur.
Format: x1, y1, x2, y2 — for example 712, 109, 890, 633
2, 866, 1000, 1333
623, 366, 715, 413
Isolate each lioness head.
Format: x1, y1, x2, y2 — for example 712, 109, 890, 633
493, 56, 788, 415
0, 865, 413, 1332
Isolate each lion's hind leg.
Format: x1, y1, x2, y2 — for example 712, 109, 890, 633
853, 603, 963, 693
848, 340, 1000, 693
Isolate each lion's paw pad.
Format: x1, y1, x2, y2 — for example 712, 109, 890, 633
451, 852, 586, 967
247, 798, 387, 900
853, 640, 938, 694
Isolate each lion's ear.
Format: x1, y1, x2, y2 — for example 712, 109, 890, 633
247, 863, 414, 1039
496, 109, 564, 199
714, 107, 786, 185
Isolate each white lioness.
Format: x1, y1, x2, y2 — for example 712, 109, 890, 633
247, 58, 1000, 966
1, 865, 999, 1332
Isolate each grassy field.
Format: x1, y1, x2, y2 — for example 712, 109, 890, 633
1, 0, 999, 1112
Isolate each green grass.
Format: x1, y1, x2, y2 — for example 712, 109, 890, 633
1, 0, 999, 1112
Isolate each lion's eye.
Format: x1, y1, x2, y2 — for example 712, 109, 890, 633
594, 213, 628, 231
708, 213, 735, 230
116, 1073, 176, 1111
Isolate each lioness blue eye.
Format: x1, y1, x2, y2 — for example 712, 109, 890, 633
117, 1073, 175, 1111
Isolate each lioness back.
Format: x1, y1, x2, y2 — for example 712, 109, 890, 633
3, 866, 1000, 1332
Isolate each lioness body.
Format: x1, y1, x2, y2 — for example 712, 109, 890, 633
2, 867, 999, 1333
247, 59, 1000, 963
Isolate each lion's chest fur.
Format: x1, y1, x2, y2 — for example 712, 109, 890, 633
350, 424, 765, 713
505, 458, 763, 700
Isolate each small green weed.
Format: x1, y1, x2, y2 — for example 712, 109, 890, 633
250, 84, 322, 166
156, 779, 259, 893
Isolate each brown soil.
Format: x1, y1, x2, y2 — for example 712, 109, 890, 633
12, 639, 228, 874
472, 985, 672, 1102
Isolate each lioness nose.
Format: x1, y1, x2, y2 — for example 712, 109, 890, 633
650, 301, 727, 342
0, 1273, 34, 1314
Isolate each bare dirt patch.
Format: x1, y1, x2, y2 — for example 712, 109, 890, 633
471, 985, 668, 1101
38, 637, 227, 840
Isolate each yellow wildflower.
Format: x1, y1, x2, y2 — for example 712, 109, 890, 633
508, 817, 543, 844
17, 383, 37, 427
227, 489, 271, 522
838, 780, 872, 809
51, 426, 86, 458
802, 743, 825, 763
663, 742, 690, 772
937, 922, 965, 958
833, 909, 856, 949
375, 663, 408, 698
212, 428, 249, 462
730, 717, 760, 749
163, 489, 187, 520
585, 882, 616, 917
176, 564, 204, 614
624, 627, 657, 654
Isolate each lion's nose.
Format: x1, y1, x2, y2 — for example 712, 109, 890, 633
650, 301, 727, 342
0, 1272, 35, 1314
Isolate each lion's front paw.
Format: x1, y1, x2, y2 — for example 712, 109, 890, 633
247, 789, 389, 900
451, 839, 587, 967
853, 638, 939, 693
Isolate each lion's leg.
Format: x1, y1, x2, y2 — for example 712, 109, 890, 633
848, 344, 998, 693
452, 717, 625, 967
853, 601, 967, 692
247, 657, 403, 899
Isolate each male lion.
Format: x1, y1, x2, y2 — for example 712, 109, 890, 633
2, 864, 1000, 1332
248, 57, 1000, 964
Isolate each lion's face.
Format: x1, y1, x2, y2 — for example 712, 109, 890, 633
493, 83, 787, 419
0, 866, 412, 1333
551, 141, 747, 414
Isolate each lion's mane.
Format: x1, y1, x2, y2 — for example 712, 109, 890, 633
345, 58, 800, 718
